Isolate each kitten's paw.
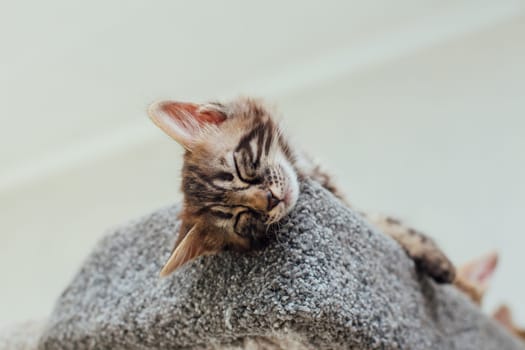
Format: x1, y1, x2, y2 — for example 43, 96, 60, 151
413, 249, 456, 284
365, 214, 456, 284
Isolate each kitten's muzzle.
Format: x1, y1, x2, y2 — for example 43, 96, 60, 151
267, 190, 282, 211
238, 188, 282, 214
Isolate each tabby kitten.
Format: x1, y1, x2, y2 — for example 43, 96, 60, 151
456, 252, 525, 341
148, 96, 455, 283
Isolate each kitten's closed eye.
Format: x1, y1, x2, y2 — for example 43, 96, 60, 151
213, 171, 234, 182
234, 151, 262, 184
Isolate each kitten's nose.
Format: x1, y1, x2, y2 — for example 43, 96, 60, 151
267, 191, 281, 211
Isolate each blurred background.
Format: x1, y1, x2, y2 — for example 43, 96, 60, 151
1, 0, 524, 328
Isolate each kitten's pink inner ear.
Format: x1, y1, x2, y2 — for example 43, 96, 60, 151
458, 251, 499, 289
162, 102, 225, 125
148, 101, 226, 148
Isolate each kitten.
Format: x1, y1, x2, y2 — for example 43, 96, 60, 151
148, 96, 455, 283
455, 251, 499, 305
455, 252, 525, 341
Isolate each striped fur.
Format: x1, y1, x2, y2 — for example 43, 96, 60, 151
149, 97, 456, 283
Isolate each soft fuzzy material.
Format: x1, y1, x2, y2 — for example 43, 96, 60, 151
37, 181, 524, 349
0, 321, 45, 350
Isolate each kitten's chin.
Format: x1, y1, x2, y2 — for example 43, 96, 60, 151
283, 181, 299, 213
267, 155, 299, 223
280, 161, 300, 217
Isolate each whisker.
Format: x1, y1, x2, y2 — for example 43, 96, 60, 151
273, 221, 284, 245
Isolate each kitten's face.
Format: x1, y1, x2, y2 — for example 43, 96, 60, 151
149, 97, 299, 275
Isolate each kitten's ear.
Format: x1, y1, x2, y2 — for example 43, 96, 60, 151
148, 101, 226, 149
457, 251, 499, 291
159, 225, 219, 277
493, 305, 513, 328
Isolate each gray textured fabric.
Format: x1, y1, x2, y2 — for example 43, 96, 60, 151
38, 181, 524, 349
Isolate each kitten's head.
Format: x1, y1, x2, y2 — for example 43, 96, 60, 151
148, 97, 300, 276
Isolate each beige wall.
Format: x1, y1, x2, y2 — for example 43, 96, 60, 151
1, 0, 524, 327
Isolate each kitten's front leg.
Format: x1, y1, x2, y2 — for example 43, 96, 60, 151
298, 154, 456, 284
367, 215, 456, 284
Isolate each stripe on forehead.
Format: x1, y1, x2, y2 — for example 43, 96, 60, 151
235, 121, 275, 165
